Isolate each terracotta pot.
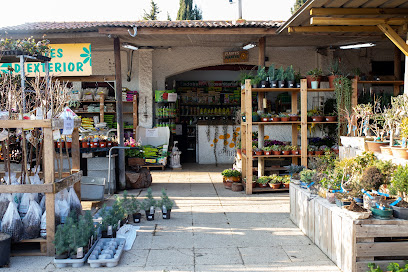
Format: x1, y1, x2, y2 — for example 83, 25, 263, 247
231, 176, 241, 183
271, 117, 281, 122
291, 150, 299, 155
261, 117, 269, 122
391, 146, 408, 160
282, 151, 290, 155
283, 183, 290, 188
281, 117, 290, 122
225, 177, 234, 183
90, 141, 99, 148
366, 141, 389, 153
379, 146, 392, 156
99, 141, 107, 148
315, 151, 324, 155
224, 180, 233, 189
272, 151, 281, 155
81, 141, 90, 148
312, 116, 324, 122
289, 116, 299, 121
264, 151, 272, 156
308, 151, 314, 155
236, 149, 242, 159
328, 75, 339, 88
255, 151, 263, 156
325, 116, 337, 122
107, 141, 112, 147
269, 183, 281, 189
258, 183, 268, 188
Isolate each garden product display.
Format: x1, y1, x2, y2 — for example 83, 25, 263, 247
22, 200, 42, 239
88, 238, 126, 268
1, 202, 23, 242
54, 237, 100, 268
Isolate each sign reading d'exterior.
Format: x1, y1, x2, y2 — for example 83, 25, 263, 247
0, 43, 92, 76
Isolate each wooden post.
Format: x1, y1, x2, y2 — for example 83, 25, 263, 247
114, 37, 126, 190
258, 37, 266, 67
71, 128, 81, 200
405, 32, 408, 95
100, 94, 104, 123
241, 85, 247, 181
43, 127, 55, 256
133, 94, 138, 136
245, 79, 253, 194
291, 91, 299, 165
257, 92, 264, 177
300, 79, 308, 167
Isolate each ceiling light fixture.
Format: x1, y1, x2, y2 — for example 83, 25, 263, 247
122, 43, 139, 50
243, 43, 256, 50
339, 43, 375, 50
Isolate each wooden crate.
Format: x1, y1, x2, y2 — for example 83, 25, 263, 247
290, 183, 408, 272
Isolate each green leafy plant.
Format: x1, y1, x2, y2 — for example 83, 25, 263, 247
300, 169, 316, 184
327, 59, 340, 75
307, 68, 322, 80
279, 112, 289, 117
141, 188, 157, 211
54, 224, 70, 255
307, 145, 317, 152
269, 174, 283, 184
122, 191, 140, 216
262, 146, 273, 152
159, 188, 174, 210
257, 66, 268, 81
282, 145, 292, 151
268, 64, 276, 81
390, 165, 408, 195
257, 176, 270, 184
0, 37, 51, 56
284, 164, 305, 175
221, 169, 241, 177
334, 76, 353, 123
286, 65, 295, 81
271, 145, 282, 151
360, 166, 384, 191
276, 66, 285, 81
239, 70, 254, 85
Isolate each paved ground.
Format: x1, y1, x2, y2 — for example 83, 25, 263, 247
9, 164, 340, 272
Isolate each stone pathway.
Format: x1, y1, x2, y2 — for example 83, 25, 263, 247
9, 163, 340, 272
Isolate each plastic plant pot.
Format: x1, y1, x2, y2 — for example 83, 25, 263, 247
371, 207, 393, 220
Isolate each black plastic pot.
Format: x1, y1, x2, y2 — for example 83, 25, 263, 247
278, 81, 285, 88
260, 81, 269, 88
162, 209, 172, 219
296, 82, 301, 88
54, 252, 69, 259
251, 84, 258, 89
133, 213, 142, 223
287, 81, 295, 88
0, 233, 10, 267
270, 80, 278, 88
392, 206, 408, 220
120, 217, 128, 227
101, 229, 117, 238
145, 210, 155, 221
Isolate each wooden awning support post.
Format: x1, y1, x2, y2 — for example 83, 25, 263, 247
114, 37, 126, 190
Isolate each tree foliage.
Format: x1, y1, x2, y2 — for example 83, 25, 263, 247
177, 0, 202, 20
143, 0, 160, 20
291, 0, 307, 14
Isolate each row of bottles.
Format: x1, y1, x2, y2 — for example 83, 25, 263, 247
180, 106, 236, 116
156, 105, 177, 118
157, 121, 176, 134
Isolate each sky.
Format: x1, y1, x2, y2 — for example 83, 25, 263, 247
0, 0, 295, 28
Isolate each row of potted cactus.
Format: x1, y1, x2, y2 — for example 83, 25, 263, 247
253, 145, 301, 156
256, 175, 291, 189
259, 113, 299, 122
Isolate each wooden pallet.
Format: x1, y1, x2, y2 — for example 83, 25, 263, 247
11, 238, 47, 256
140, 164, 165, 170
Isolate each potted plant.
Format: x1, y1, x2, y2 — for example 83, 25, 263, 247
271, 145, 282, 155
315, 145, 326, 155
307, 145, 316, 155
284, 164, 305, 180
311, 111, 324, 122
389, 165, 408, 219
290, 145, 299, 155
159, 189, 174, 219
262, 146, 272, 156
276, 66, 285, 88
286, 65, 295, 88
268, 64, 277, 88
279, 113, 290, 122
122, 191, 141, 223
269, 174, 282, 189
331, 144, 339, 154
325, 112, 337, 122
307, 68, 322, 89
141, 188, 157, 221
270, 114, 281, 122
260, 113, 269, 122
300, 169, 316, 188
392, 117, 408, 159
282, 145, 291, 155
327, 59, 341, 88
257, 176, 270, 188
295, 70, 302, 88
252, 112, 260, 122
282, 175, 291, 188
222, 169, 241, 183
257, 66, 269, 88
54, 224, 69, 259
288, 113, 299, 121
239, 71, 254, 89
254, 148, 263, 156
251, 76, 261, 89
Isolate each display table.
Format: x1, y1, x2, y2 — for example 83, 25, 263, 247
290, 183, 408, 272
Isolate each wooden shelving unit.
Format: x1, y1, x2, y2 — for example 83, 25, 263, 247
355, 79, 404, 97
241, 79, 335, 194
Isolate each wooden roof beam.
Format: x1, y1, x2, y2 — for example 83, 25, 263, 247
377, 23, 408, 56
311, 17, 408, 26
288, 26, 381, 33
311, 8, 408, 16
98, 27, 277, 36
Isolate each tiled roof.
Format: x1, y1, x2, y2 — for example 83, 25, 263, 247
1, 20, 283, 33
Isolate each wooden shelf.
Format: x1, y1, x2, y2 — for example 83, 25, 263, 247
358, 80, 404, 85
80, 100, 117, 103
253, 121, 300, 125
251, 87, 300, 92
307, 88, 334, 92
307, 121, 337, 124
252, 187, 289, 193
253, 154, 301, 158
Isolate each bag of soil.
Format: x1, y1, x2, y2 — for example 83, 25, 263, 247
19, 193, 36, 218
0, 194, 12, 220
29, 173, 43, 203
40, 211, 46, 238
67, 187, 82, 216
55, 198, 69, 225
22, 200, 42, 239
40, 195, 46, 213
1, 202, 23, 242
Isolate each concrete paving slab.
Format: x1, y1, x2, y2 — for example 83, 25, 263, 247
120, 250, 149, 267
145, 249, 194, 266
195, 247, 243, 265
239, 246, 291, 265
151, 233, 194, 249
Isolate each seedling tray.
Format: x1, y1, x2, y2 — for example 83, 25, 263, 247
54, 237, 100, 268
87, 238, 126, 268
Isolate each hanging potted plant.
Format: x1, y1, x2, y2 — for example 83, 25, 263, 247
257, 176, 270, 188
141, 188, 157, 221
268, 64, 277, 88
271, 145, 282, 155
307, 68, 322, 89
257, 66, 269, 88
327, 59, 341, 88
269, 174, 282, 189
159, 189, 174, 219
286, 65, 295, 88
276, 66, 285, 88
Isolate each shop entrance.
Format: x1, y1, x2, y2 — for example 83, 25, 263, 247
164, 65, 255, 164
